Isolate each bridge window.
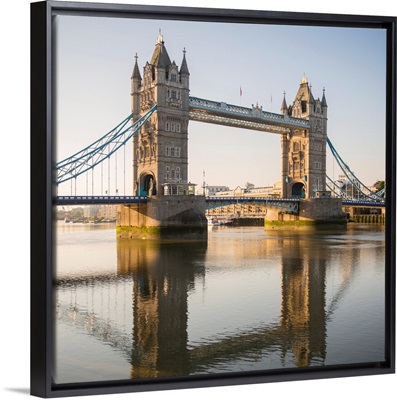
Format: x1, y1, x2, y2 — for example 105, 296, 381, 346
165, 122, 181, 132
170, 73, 177, 82
293, 141, 300, 152
165, 145, 181, 158
311, 142, 322, 151
171, 90, 177, 99
313, 161, 322, 170
163, 183, 196, 196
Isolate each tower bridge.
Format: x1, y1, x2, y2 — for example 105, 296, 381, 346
56, 32, 385, 237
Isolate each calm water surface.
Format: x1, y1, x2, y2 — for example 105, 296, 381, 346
53, 223, 385, 384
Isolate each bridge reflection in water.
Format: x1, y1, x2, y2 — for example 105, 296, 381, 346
55, 226, 375, 383
117, 240, 206, 378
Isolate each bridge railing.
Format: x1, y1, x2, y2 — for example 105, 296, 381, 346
341, 199, 385, 207
207, 196, 300, 202
206, 196, 300, 213
55, 196, 148, 205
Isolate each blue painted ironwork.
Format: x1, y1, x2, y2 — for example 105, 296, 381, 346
189, 96, 309, 134
55, 195, 148, 205
56, 105, 157, 184
326, 138, 384, 201
341, 199, 385, 208
326, 176, 350, 199
206, 197, 300, 213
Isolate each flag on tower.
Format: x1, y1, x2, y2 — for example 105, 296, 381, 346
240, 86, 242, 97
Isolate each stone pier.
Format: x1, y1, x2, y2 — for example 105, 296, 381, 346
116, 195, 207, 239
265, 197, 346, 229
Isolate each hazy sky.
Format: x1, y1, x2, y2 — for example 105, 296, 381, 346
54, 13, 386, 195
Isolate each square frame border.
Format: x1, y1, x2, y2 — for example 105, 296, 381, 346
31, 1, 396, 397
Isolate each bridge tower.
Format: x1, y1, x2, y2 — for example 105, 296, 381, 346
131, 31, 190, 197
280, 75, 328, 199
117, 33, 207, 239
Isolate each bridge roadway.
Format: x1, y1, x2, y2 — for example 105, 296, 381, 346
55, 195, 385, 209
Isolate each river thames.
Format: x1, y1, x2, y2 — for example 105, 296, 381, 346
53, 222, 385, 384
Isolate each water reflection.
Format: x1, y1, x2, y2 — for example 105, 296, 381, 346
117, 239, 207, 378
54, 225, 385, 383
279, 234, 327, 367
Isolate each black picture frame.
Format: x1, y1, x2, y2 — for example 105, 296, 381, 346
31, 1, 396, 398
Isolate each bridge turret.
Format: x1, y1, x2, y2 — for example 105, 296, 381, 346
291, 74, 312, 118
179, 48, 190, 112
321, 88, 328, 117
308, 84, 315, 115
180, 48, 189, 81
280, 91, 288, 115
150, 30, 171, 85
131, 54, 142, 120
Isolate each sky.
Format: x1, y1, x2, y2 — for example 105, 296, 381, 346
54, 12, 387, 196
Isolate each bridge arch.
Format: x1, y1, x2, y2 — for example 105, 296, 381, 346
291, 182, 306, 198
138, 171, 157, 196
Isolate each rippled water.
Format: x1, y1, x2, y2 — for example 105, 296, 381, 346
53, 222, 385, 384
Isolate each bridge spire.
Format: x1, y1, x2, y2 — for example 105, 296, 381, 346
321, 87, 328, 108
131, 53, 141, 81
151, 30, 171, 68
280, 91, 288, 115
180, 47, 189, 75
309, 83, 315, 104
156, 28, 164, 44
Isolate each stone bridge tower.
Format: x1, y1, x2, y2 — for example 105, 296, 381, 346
280, 75, 328, 199
117, 33, 206, 239
131, 32, 190, 197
